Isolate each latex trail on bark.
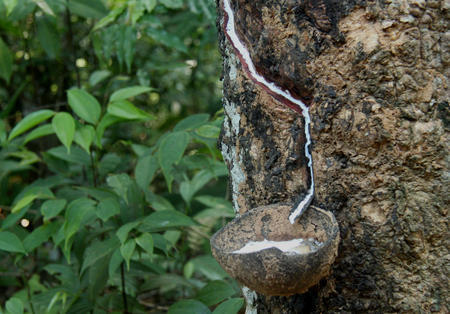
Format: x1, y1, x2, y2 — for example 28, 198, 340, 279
222, 0, 314, 223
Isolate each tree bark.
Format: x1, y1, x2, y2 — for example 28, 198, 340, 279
217, 0, 449, 312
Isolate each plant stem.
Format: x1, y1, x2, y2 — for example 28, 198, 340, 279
121, 263, 129, 314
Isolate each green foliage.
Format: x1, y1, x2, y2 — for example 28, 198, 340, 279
213, 298, 245, 314
159, 131, 190, 190
8, 109, 54, 141
52, 112, 75, 153
5, 297, 24, 314
67, 89, 102, 125
0, 231, 26, 253
0, 38, 13, 83
196, 280, 236, 306
0, 1, 239, 312
168, 299, 211, 314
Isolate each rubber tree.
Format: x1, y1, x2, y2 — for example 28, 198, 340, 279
216, 0, 449, 312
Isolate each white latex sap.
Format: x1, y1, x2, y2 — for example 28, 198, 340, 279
223, 0, 314, 223
233, 238, 323, 255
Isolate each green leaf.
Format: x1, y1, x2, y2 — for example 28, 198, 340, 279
125, 181, 144, 222
108, 248, 123, 277
5, 297, 24, 314
95, 113, 124, 147
24, 123, 54, 144
159, 0, 184, 9
74, 125, 95, 153
110, 85, 152, 102
68, 0, 107, 19
183, 261, 194, 279
163, 230, 180, 248
142, 0, 157, 12
145, 191, 176, 211
120, 239, 136, 270
8, 109, 54, 141
107, 173, 132, 203
1, 204, 29, 230
129, 0, 145, 24
81, 237, 120, 274
124, 26, 136, 73
32, 0, 55, 15
135, 232, 153, 257
174, 113, 209, 132
13, 182, 54, 199
139, 210, 196, 232
46, 291, 63, 313
67, 89, 101, 125
151, 233, 171, 255
135, 154, 158, 191
78, 187, 117, 202
88, 255, 109, 300
142, 273, 192, 292
0, 38, 12, 83
63, 198, 96, 248
196, 280, 235, 306
98, 153, 121, 176
116, 220, 141, 244
44, 264, 80, 292
0, 231, 26, 254
0, 120, 6, 143
46, 145, 91, 166
145, 27, 187, 53
158, 131, 190, 190
52, 112, 75, 153
213, 298, 244, 314
3, 0, 18, 16
195, 195, 233, 209
107, 100, 154, 121
89, 70, 111, 86
194, 207, 235, 221
190, 255, 228, 280
92, 5, 125, 31
196, 124, 221, 138
11, 193, 39, 213
36, 16, 60, 58
96, 198, 120, 222
180, 170, 214, 204
168, 300, 211, 314
23, 222, 59, 252
111, 24, 136, 72
7, 150, 40, 166
41, 199, 67, 221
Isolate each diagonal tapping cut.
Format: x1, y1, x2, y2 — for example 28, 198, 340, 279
222, 0, 314, 223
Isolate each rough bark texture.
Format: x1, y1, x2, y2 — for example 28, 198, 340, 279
217, 0, 449, 312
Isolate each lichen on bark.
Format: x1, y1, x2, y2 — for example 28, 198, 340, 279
217, 0, 449, 312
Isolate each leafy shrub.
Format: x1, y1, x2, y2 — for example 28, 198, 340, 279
0, 0, 242, 313
0, 86, 242, 313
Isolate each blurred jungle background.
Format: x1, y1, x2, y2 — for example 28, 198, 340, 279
0, 0, 243, 313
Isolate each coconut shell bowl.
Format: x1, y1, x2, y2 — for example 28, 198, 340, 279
210, 204, 340, 296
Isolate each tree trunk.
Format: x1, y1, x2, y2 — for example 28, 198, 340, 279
217, 0, 449, 312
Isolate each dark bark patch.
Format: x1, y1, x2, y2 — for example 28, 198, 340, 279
436, 101, 449, 130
